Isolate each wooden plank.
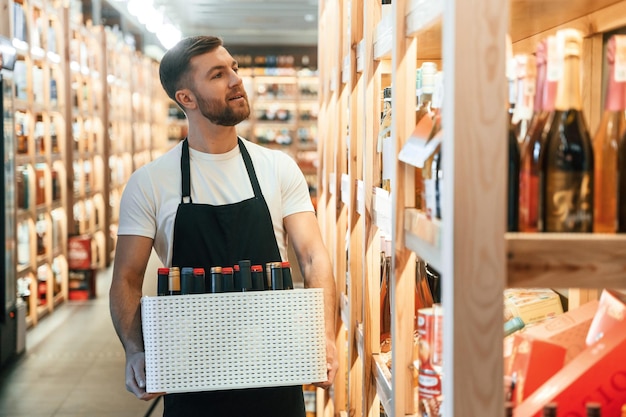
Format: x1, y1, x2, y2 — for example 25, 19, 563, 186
510, 0, 623, 42
362, 2, 383, 417
391, 0, 417, 414
507, 234, 626, 288
347, 0, 365, 416
512, 0, 626, 53
442, 0, 507, 416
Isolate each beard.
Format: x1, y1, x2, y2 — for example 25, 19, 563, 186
195, 90, 251, 126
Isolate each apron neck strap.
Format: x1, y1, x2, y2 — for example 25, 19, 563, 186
180, 137, 263, 204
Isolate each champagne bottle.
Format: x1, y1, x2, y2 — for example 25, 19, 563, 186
519, 39, 553, 232
539, 29, 594, 233
593, 35, 626, 233
512, 54, 536, 145
193, 268, 205, 294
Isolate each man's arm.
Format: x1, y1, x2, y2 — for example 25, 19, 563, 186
109, 234, 160, 400
284, 211, 338, 389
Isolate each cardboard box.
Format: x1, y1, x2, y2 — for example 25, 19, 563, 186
514, 322, 626, 417
504, 288, 564, 325
523, 300, 598, 363
503, 334, 567, 405
586, 289, 626, 346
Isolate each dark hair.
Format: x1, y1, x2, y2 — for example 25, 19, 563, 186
159, 36, 224, 104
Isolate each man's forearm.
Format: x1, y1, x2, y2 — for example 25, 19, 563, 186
110, 279, 145, 353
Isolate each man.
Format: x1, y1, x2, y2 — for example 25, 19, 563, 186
109, 35, 338, 417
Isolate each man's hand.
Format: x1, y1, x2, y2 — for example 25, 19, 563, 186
313, 337, 338, 389
125, 351, 164, 401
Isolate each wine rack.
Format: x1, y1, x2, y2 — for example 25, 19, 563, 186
7, 1, 170, 327
11, 0, 69, 327
235, 69, 320, 203
318, 0, 626, 416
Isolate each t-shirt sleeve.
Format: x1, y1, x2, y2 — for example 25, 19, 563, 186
117, 167, 157, 238
279, 152, 315, 217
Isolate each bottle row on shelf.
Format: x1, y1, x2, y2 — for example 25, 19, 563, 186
392, 29, 626, 236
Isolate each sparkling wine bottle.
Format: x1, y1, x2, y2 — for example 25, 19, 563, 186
539, 29, 594, 233
519, 38, 553, 232
593, 35, 626, 233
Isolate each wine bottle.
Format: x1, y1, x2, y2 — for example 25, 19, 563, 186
519, 38, 553, 232
422, 71, 444, 219
270, 262, 284, 290
593, 35, 626, 233
157, 267, 169, 296
168, 267, 181, 296
208, 266, 223, 293
251, 265, 265, 291
415, 259, 434, 330
380, 253, 392, 352
379, 87, 393, 191
586, 402, 601, 417
180, 267, 194, 295
238, 260, 252, 292
281, 261, 294, 289
505, 401, 514, 417
539, 29, 594, 233
192, 268, 205, 294
414, 62, 437, 211
222, 267, 235, 292
507, 45, 521, 232
512, 54, 536, 145
543, 403, 558, 417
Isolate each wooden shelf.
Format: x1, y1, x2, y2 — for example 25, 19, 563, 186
507, 233, 626, 288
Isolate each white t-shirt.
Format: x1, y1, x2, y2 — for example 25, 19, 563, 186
117, 138, 314, 267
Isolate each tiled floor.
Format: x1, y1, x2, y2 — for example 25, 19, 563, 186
0, 252, 165, 417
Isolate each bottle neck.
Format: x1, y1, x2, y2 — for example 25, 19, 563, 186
534, 62, 546, 112
554, 55, 583, 111
605, 61, 626, 111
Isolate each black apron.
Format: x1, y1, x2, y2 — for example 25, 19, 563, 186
164, 138, 305, 417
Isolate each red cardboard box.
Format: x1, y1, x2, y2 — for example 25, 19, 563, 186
586, 289, 626, 346
513, 321, 626, 417
68, 235, 92, 270
523, 300, 598, 364
504, 334, 567, 405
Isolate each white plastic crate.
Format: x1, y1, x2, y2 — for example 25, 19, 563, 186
141, 289, 327, 393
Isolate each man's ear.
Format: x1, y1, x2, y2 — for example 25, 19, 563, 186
176, 89, 196, 110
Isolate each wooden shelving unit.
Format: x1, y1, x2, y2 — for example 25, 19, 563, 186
236, 69, 320, 201
11, 0, 69, 327
8, 0, 169, 327
317, 0, 626, 416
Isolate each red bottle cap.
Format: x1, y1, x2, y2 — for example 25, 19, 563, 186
281, 261, 290, 268
251, 265, 263, 272
233, 265, 240, 271
193, 268, 205, 275
158, 267, 170, 275
222, 267, 233, 274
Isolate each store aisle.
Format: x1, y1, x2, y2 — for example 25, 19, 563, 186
0, 251, 164, 417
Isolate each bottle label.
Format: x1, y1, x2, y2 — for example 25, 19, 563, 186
545, 171, 592, 232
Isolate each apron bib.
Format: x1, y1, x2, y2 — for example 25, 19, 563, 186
164, 138, 305, 417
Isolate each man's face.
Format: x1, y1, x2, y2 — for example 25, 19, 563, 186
187, 46, 250, 126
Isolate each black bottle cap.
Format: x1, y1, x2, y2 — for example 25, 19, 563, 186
238, 260, 252, 291
180, 267, 194, 295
